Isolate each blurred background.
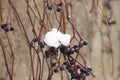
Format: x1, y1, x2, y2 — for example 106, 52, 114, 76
0, 0, 120, 80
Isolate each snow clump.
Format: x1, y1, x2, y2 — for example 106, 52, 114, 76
44, 28, 71, 48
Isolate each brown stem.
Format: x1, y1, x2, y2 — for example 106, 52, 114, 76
33, 0, 42, 20
5, 32, 15, 80
0, 36, 11, 80
0, 0, 3, 22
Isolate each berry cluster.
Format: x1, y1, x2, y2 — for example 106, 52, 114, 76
29, 38, 45, 48
29, 39, 88, 58
51, 62, 64, 73
59, 40, 88, 56
53, 66, 64, 73
50, 58, 92, 80
30, 40, 87, 59
1, 24, 14, 32
64, 61, 92, 80
47, 2, 62, 12
30, 37, 92, 80
45, 48, 58, 58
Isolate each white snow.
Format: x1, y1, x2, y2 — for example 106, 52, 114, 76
44, 28, 71, 48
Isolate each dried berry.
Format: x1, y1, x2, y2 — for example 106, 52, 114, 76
4, 27, 9, 32
68, 68, 74, 73
52, 49, 58, 56
70, 59, 75, 65
51, 63, 56, 67
87, 66, 92, 71
66, 49, 74, 55
48, 5, 52, 10
54, 68, 58, 73
10, 27, 14, 31
73, 45, 79, 53
73, 45, 79, 49
45, 51, 50, 58
80, 68, 91, 76
56, 6, 62, 12
80, 68, 85, 73
86, 72, 90, 76
108, 18, 116, 25
59, 45, 68, 53
76, 65, 81, 69
59, 67, 64, 71
83, 41, 88, 45
38, 41, 44, 48
66, 64, 70, 69
63, 62, 68, 65
52, 52, 57, 56
78, 73, 83, 79
74, 48, 79, 53
81, 40, 88, 46
1, 24, 7, 29
102, 18, 116, 26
